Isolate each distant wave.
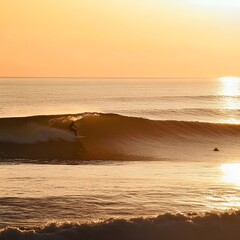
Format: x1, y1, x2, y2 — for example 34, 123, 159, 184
106, 95, 240, 101
0, 113, 240, 162
1, 211, 240, 240
122, 108, 240, 120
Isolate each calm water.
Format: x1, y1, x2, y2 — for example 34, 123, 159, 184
1, 77, 240, 123
0, 78, 240, 231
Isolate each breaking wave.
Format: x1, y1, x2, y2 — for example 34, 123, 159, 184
0, 113, 240, 162
1, 211, 240, 240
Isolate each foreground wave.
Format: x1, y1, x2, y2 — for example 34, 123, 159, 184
0, 112, 240, 162
1, 211, 240, 240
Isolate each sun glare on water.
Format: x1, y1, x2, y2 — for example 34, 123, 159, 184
219, 76, 240, 96
221, 164, 240, 186
217, 76, 240, 123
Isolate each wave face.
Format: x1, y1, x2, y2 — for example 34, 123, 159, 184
0, 113, 240, 162
1, 211, 240, 240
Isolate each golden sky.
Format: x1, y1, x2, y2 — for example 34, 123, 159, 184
0, 0, 240, 78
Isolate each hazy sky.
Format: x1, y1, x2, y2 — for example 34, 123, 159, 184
1, 0, 240, 78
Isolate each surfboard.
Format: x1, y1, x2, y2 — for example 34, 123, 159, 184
75, 136, 86, 139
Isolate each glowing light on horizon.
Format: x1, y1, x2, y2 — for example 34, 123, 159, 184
221, 164, 240, 186
190, 0, 240, 7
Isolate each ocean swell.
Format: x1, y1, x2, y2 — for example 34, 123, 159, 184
1, 211, 240, 240
0, 113, 240, 162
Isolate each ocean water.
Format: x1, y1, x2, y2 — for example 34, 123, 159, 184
0, 77, 240, 123
0, 78, 240, 240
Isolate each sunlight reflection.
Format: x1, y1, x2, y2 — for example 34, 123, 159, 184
218, 77, 240, 123
219, 77, 240, 96
221, 164, 240, 186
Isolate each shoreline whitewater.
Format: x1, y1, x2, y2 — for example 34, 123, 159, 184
1, 211, 240, 240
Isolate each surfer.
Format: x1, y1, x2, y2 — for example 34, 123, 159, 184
69, 121, 78, 136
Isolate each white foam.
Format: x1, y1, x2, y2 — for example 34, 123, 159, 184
0, 126, 76, 144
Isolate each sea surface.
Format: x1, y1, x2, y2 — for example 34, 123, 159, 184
0, 77, 240, 240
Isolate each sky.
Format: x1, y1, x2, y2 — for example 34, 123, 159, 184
0, 0, 240, 78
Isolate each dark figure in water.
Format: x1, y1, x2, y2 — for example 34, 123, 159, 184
69, 121, 78, 136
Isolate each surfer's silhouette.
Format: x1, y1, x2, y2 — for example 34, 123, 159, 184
69, 121, 78, 136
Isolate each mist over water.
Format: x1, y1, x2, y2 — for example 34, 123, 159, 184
0, 78, 240, 239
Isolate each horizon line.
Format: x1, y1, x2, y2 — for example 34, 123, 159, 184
0, 76, 212, 79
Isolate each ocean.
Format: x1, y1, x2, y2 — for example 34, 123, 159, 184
0, 77, 240, 240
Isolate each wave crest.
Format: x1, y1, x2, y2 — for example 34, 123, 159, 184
0, 113, 240, 162
1, 211, 240, 240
